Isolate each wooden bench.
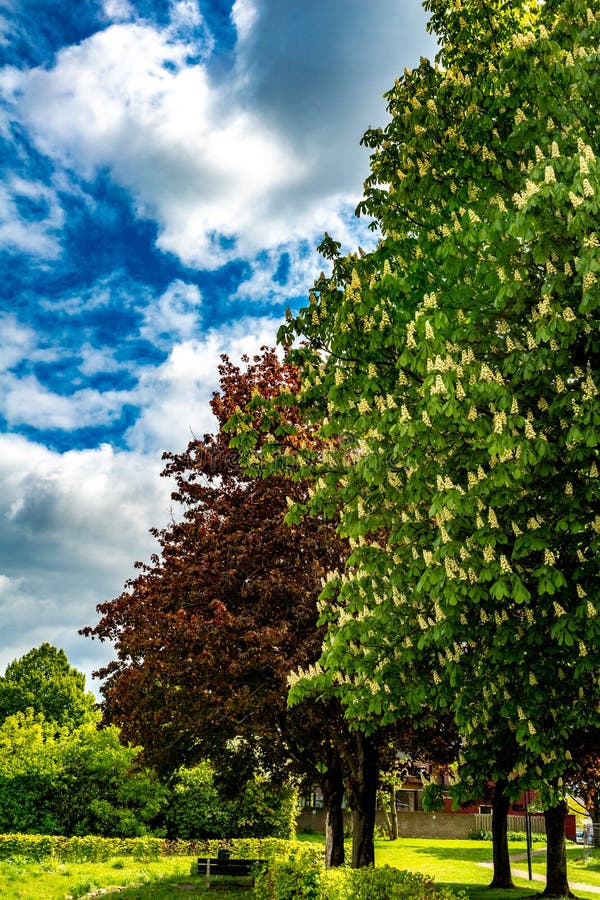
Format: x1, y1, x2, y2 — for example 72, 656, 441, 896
197, 856, 267, 888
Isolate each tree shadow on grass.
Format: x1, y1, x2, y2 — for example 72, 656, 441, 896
110, 879, 253, 898
407, 844, 494, 862
437, 883, 543, 900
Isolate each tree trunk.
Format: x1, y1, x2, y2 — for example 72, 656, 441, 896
489, 779, 514, 888
542, 801, 575, 898
321, 753, 346, 868
347, 731, 380, 868
389, 782, 399, 840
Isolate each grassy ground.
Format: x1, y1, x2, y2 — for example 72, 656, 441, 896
526, 844, 600, 887
373, 837, 600, 899
0, 837, 598, 899
0, 855, 249, 899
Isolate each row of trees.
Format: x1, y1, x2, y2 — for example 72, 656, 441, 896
84, 350, 458, 867
82, 0, 599, 895
227, 0, 600, 896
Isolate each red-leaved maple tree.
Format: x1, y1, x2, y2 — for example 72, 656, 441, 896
84, 349, 370, 865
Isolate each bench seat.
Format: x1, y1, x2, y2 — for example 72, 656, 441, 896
197, 856, 266, 888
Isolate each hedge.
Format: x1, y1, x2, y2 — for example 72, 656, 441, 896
0, 833, 321, 864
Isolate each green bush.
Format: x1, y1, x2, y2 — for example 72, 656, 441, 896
232, 776, 299, 839
0, 713, 167, 838
506, 830, 546, 844
467, 828, 492, 840
255, 857, 321, 900
165, 762, 228, 839
254, 847, 466, 900
254, 843, 325, 900
320, 866, 465, 900
468, 828, 546, 843
0, 833, 163, 862
166, 762, 298, 840
351, 866, 454, 899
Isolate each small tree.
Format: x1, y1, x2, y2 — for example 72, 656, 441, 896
0, 644, 97, 728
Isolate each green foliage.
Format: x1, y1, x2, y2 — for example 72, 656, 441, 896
0, 710, 167, 837
166, 761, 298, 840
255, 854, 467, 900
340, 866, 464, 900
231, 0, 600, 814
166, 762, 228, 839
255, 857, 321, 900
233, 775, 298, 839
254, 844, 323, 900
0, 644, 96, 728
467, 828, 546, 844
0, 833, 164, 862
421, 783, 446, 813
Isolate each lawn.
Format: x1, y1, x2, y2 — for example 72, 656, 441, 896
525, 844, 600, 887
0, 838, 598, 899
0, 854, 252, 899
373, 837, 600, 900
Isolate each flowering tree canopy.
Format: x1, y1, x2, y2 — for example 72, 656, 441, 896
231, 1, 600, 893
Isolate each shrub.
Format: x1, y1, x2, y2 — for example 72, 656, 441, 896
232, 776, 299, 839
255, 857, 321, 900
467, 828, 492, 841
468, 828, 546, 843
165, 763, 298, 840
320, 866, 466, 900
506, 830, 546, 843
165, 762, 228, 839
254, 843, 324, 900
0, 834, 163, 862
255, 849, 466, 900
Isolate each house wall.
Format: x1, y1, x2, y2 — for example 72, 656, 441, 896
297, 808, 481, 838
296, 809, 576, 840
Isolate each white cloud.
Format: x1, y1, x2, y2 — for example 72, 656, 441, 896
2, 2, 435, 270
101, 0, 135, 23
3, 25, 305, 268
139, 280, 202, 346
126, 314, 282, 454
0, 313, 38, 371
38, 271, 136, 315
169, 0, 205, 31
0, 374, 131, 431
231, 0, 258, 43
0, 434, 174, 691
0, 176, 63, 258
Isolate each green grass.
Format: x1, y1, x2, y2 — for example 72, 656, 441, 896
373, 836, 600, 900
1, 838, 598, 899
299, 833, 600, 899
0, 855, 253, 899
525, 844, 600, 887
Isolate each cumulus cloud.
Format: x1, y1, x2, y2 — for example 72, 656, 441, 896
0, 313, 39, 371
0, 176, 63, 258
0, 310, 284, 688
139, 279, 202, 346
2, 1, 434, 269
0, 434, 174, 688
126, 313, 282, 453
0, 374, 131, 431
101, 0, 135, 23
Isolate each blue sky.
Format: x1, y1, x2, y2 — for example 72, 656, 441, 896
0, 0, 435, 692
